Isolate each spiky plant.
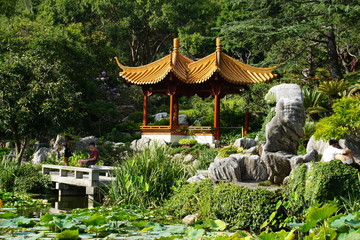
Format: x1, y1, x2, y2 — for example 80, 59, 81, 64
318, 79, 350, 100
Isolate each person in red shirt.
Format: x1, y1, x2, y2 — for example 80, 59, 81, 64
78, 142, 99, 167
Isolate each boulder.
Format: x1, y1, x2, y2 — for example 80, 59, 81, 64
306, 136, 360, 163
178, 114, 189, 126
289, 150, 319, 170
130, 137, 166, 151
186, 174, 206, 184
209, 156, 242, 183
244, 146, 259, 155
261, 151, 293, 185
32, 147, 53, 165
183, 154, 195, 164
75, 136, 98, 152
5, 142, 14, 148
233, 138, 257, 149
183, 213, 199, 225
209, 154, 268, 183
230, 154, 268, 181
153, 112, 168, 121
264, 84, 306, 154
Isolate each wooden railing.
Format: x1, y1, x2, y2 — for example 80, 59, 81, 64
141, 126, 213, 135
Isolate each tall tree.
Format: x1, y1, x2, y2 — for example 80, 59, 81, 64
217, 0, 360, 79
0, 52, 83, 164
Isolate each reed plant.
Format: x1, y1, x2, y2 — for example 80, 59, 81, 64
105, 144, 193, 207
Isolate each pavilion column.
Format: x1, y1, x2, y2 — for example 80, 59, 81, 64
169, 94, 174, 128
214, 93, 220, 141
143, 95, 148, 126
173, 96, 179, 126
244, 111, 249, 136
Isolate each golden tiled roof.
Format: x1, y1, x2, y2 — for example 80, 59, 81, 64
115, 38, 276, 85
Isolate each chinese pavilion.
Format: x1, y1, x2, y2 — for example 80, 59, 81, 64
115, 38, 276, 144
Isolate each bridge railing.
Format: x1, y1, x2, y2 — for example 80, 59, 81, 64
42, 164, 115, 187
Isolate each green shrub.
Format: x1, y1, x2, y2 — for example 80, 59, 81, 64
0, 162, 52, 193
97, 142, 132, 166
178, 138, 197, 146
0, 148, 12, 161
314, 97, 360, 140
217, 145, 244, 158
162, 180, 282, 231
105, 144, 193, 207
285, 161, 360, 211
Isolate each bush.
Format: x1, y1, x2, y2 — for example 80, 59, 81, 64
162, 180, 282, 231
217, 145, 244, 158
314, 97, 360, 140
97, 142, 131, 166
0, 162, 52, 193
105, 144, 193, 207
178, 138, 197, 146
285, 161, 360, 212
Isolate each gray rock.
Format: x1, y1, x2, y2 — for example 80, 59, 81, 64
261, 151, 293, 184
183, 213, 199, 225
209, 156, 241, 183
183, 154, 195, 163
307, 136, 360, 163
209, 154, 268, 182
130, 137, 166, 151
5, 142, 14, 148
153, 112, 168, 121
233, 138, 257, 149
230, 154, 268, 181
32, 147, 53, 165
178, 114, 189, 126
264, 84, 306, 154
244, 146, 259, 155
75, 136, 98, 151
186, 174, 206, 183
289, 150, 318, 170
266, 83, 304, 103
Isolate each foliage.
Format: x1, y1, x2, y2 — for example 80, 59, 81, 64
105, 145, 193, 207
0, 147, 11, 161
285, 161, 360, 212
0, 162, 52, 193
162, 180, 283, 231
178, 138, 198, 146
96, 142, 131, 166
55, 230, 79, 240
314, 97, 360, 141
169, 144, 218, 170
217, 145, 244, 158
0, 189, 49, 208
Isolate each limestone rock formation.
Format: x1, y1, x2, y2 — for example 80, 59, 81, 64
130, 137, 166, 151
32, 147, 53, 165
264, 84, 306, 154
153, 112, 168, 121
307, 135, 360, 163
262, 151, 293, 184
233, 138, 257, 149
209, 154, 268, 183
75, 136, 99, 152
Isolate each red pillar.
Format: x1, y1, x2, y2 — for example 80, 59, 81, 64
169, 94, 174, 128
143, 94, 148, 126
244, 111, 249, 136
214, 94, 220, 141
174, 96, 179, 126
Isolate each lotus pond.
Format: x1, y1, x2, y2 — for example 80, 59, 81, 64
0, 192, 236, 240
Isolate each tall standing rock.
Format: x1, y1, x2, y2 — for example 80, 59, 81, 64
262, 84, 306, 184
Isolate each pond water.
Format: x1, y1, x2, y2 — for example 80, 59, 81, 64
18, 194, 101, 218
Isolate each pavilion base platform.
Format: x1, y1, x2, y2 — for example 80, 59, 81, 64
141, 126, 215, 144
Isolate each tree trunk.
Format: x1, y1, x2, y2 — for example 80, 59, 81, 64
326, 29, 343, 80
12, 125, 27, 165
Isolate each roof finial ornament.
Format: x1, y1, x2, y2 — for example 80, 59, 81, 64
216, 38, 222, 52
173, 38, 179, 53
